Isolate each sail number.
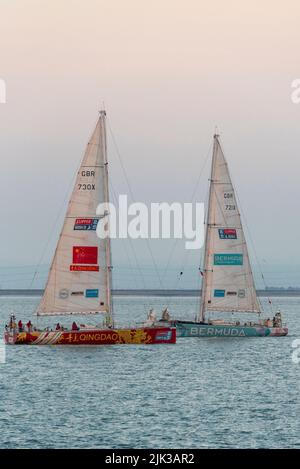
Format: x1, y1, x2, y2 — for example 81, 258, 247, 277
224, 193, 235, 210
78, 170, 96, 190
78, 183, 95, 190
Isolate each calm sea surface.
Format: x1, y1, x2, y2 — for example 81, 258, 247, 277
0, 296, 299, 449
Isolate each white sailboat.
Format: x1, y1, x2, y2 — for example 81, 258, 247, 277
165, 134, 288, 337
4, 111, 176, 346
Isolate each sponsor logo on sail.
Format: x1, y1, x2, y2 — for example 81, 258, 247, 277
59, 289, 69, 299
86, 289, 99, 298
70, 265, 99, 272
214, 289, 225, 297
218, 228, 237, 239
238, 289, 246, 298
227, 291, 237, 296
73, 246, 98, 264
214, 253, 243, 266
74, 218, 99, 231
71, 291, 84, 296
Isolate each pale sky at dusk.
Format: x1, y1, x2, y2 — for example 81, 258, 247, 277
0, 0, 300, 288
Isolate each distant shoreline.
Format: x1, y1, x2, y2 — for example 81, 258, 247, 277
1, 289, 300, 297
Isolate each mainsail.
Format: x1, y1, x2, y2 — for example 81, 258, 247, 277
199, 135, 261, 321
37, 111, 113, 321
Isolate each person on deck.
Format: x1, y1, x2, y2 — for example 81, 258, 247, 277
26, 320, 32, 332
9, 315, 14, 330
275, 311, 282, 327
56, 323, 61, 330
146, 309, 157, 326
161, 308, 170, 322
18, 320, 23, 332
72, 321, 79, 331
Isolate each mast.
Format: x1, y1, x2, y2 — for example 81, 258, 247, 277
198, 134, 218, 322
101, 110, 114, 327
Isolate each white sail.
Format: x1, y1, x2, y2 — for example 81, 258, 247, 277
37, 111, 113, 320
199, 135, 261, 321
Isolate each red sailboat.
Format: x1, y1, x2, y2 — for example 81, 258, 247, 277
4, 111, 176, 346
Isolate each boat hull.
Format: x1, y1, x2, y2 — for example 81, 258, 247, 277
4, 326, 176, 345
171, 321, 288, 338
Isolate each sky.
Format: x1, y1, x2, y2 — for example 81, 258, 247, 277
0, 0, 300, 288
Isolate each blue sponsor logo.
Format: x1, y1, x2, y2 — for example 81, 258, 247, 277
214, 289, 225, 297
85, 289, 99, 298
214, 253, 243, 266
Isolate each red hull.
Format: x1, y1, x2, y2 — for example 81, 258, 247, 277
4, 326, 176, 345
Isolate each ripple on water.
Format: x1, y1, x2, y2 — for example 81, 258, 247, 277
0, 296, 299, 448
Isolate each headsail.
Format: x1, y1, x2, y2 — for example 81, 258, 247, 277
199, 135, 261, 321
37, 111, 113, 322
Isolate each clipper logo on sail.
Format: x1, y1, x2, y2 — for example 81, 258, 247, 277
74, 218, 99, 231
214, 254, 243, 265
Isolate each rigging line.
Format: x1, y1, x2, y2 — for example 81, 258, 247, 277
235, 189, 274, 313
29, 116, 103, 294
109, 186, 149, 318
29, 114, 102, 297
109, 179, 149, 300
109, 180, 147, 291
28, 157, 83, 290
161, 140, 213, 284
106, 118, 164, 289
189, 141, 213, 203
197, 181, 210, 309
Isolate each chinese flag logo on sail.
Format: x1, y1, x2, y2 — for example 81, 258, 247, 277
73, 246, 98, 264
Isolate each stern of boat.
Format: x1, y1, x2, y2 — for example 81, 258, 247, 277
269, 327, 288, 337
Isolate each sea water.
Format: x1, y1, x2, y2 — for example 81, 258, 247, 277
0, 296, 299, 448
